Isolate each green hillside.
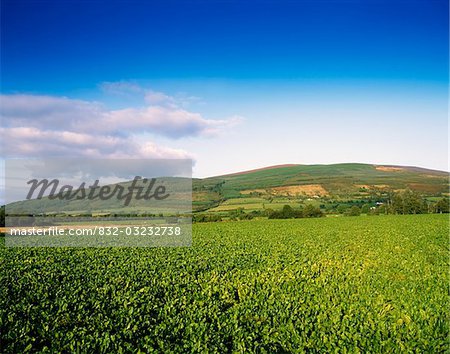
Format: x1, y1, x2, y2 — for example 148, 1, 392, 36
5, 163, 449, 215
6, 177, 192, 215
193, 163, 448, 212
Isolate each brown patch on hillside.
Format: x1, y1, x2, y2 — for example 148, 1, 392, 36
271, 184, 328, 196
375, 166, 404, 172
356, 184, 390, 189
240, 189, 267, 195
241, 184, 328, 196
407, 183, 444, 194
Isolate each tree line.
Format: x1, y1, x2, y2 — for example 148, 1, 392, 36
1, 190, 448, 226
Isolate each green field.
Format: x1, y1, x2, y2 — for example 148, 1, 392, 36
1, 215, 448, 353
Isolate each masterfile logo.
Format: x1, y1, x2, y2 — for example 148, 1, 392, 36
4, 158, 192, 247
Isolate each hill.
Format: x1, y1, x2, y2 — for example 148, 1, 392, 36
192, 163, 449, 212
4, 163, 449, 215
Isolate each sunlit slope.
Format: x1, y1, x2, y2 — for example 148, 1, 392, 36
196, 163, 448, 195
5, 163, 449, 214
193, 163, 448, 210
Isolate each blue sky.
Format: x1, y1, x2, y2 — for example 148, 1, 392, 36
1, 0, 448, 176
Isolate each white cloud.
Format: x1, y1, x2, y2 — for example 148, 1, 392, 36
144, 90, 177, 106
100, 81, 204, 108
0, 90, 242, 159
0, 126, 190, 159
99, 81, 144, 95
103, 106, 243, 138
0, 94, 103, 130
1, 93, 239, 138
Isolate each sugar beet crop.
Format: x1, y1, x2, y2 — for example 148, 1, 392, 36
1, 214, 448, 353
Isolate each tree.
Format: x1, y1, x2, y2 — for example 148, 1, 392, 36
420, 200, 429, 214
337, 204, 349, 214
280, 205, 295, 218
391, 190, 426, 215
402, 190, 423, 214
302, 204, 324, 218
361, 204, 370, 214
434, 198, 449, 213
268, 205, 303, 219
377, 204, 387, 215
345, 205, 361, 216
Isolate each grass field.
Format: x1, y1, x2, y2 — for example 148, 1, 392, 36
208, 197, 305, 213
1, 215, 448, 352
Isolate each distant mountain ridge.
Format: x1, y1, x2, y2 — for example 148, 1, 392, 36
212, 163, 448, 178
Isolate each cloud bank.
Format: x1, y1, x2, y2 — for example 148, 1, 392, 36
1, 89, 241, 159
